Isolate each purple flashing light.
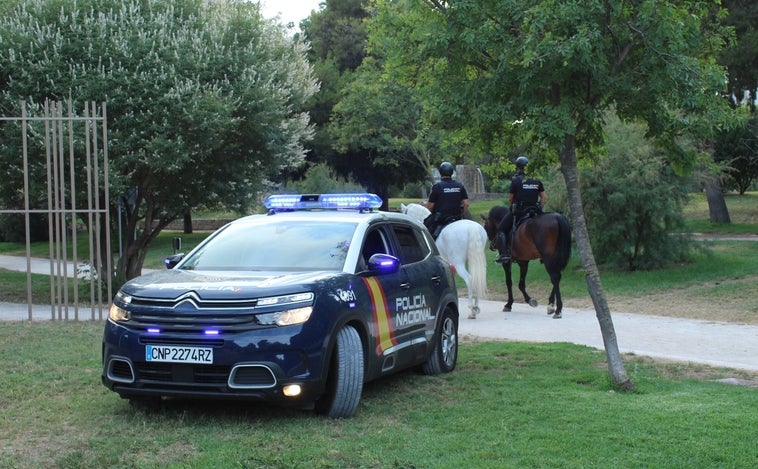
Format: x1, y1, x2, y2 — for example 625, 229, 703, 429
204, 329, 220, 336
147, 328, 160, 334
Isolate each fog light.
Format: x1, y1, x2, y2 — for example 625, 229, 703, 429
283, 384, 302, 397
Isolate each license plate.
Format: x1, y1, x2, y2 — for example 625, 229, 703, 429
145, 345, 213, 364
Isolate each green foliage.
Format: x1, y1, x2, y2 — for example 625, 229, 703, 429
373, 0, 732, 166
579, 116, 694, 270
714, 116, 758, 193
278, 162, 364, 194
0, 0, 318, 279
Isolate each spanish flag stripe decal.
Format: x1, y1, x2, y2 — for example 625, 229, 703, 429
362, 277, 397, 355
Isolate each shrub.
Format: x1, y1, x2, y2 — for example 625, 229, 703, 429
579, 118, 694, 270
0, 213, 49, 242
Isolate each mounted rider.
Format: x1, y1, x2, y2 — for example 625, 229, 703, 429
425, 162, 470, 239
494, 155, 547, 263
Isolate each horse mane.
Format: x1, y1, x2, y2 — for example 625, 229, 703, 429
488, 205, 510, 223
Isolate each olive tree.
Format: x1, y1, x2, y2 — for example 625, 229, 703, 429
372, 0, 732, 389
0, 0, 317, 280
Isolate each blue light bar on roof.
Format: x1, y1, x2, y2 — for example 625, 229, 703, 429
264, 193, 383, 212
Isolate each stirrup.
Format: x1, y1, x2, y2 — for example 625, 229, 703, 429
494, 254, 511, 263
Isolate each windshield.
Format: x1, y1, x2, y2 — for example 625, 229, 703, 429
179, 220, 357, 271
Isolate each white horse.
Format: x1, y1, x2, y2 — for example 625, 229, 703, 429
401, 203, 488, 319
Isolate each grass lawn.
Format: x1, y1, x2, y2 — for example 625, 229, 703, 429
0, 321, 756, 469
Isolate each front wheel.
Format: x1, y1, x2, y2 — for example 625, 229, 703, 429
422, 307, 458, 375
314, 325, 364, 418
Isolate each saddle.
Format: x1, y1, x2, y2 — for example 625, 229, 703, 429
513, 205, 542, 231
424, 212, 461, 239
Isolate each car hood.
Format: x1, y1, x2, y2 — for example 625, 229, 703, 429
120, 269, 343, 300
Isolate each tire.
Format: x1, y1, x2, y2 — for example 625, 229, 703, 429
422, 307, 458, 375
314, 325, 364, 418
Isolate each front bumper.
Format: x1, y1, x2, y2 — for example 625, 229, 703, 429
101, 320, 326, 404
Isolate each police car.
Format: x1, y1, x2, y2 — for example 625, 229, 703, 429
102, 194, 459, 418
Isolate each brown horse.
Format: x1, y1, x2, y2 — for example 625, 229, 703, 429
482, 206, 572, 318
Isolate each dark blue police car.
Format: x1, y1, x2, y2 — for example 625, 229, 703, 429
102, 194, 459, 418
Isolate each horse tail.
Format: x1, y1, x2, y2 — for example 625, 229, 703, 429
467, 223, 488, 300
554, 214, 572, 271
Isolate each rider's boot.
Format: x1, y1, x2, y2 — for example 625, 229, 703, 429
494, 231, 511, 263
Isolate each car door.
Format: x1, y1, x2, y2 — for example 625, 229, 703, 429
359, 224, 415, 376
385, 222, 439, 366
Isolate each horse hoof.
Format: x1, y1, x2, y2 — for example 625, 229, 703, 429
503, 306, 512, 312
552, 312, 562, 319
528, 299, 539, 308
467, 313, 477, 319
547, 304, 556, 315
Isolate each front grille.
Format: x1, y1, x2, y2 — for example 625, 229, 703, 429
135, 362, 231, 386
120, 290, 268, 333
139, 337, 225, 347
124, 311, 268, 333
129, 293, 258, 310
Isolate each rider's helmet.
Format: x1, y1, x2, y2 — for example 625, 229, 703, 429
515, 155, 529, 170
439, 161, 455, 177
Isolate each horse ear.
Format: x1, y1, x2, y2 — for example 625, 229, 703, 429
400, 203, 406, 212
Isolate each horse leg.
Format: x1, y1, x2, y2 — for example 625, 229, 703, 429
456, 263, 479, 319
517, 261, 538, 308
502, 263, 514, 312
547, 286, 556, 315
548, 269, 563, 319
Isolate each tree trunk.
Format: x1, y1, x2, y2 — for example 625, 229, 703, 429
704, 176, 730, 223
558, 134, 635, 391
183, 211, 193, 234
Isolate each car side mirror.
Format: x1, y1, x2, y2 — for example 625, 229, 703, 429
164, 253, 184, 269
366, 253, 400, 274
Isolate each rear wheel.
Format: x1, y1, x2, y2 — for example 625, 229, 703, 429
422, 307, 458, 375
315, 325, 364, 418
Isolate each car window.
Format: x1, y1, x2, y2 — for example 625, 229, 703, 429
361, 228, 390, 266
391, 224, 428, 264
180, 220, 357, 271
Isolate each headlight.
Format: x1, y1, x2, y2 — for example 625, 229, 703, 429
257, 306, 313, 326
109, 291, 132, 321
108, 303, 131, 322
257, 292, 314, 306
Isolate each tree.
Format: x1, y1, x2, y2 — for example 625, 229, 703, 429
328, 58, 436, 192
703, 0, 758, 221
719, 0, 758, 112
372, 0, 732, 389
0, 0, 317, 281
299, 0, 369, 180
301, 0, 439, 207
